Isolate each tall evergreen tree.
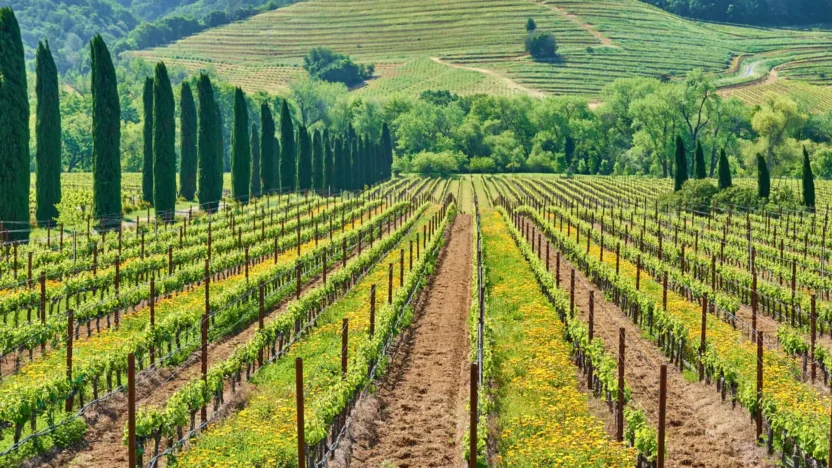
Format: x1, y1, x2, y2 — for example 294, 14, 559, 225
231, 87, 250, 204
35, 40, 61, 225
333, 137, 344, 190
90, 35, 121, 229
0, 8, 29, 240
216, 101, 225, 196
260, 103, 276, 194
179, 82, 197, 201
273, 136, 281, 191
381, 122, 393, 179
355, 137, 365, 189
803, 146, 815, 211
717, 148, 732, 190
298, 126, 312, 190
280, 100, 296, 193
312, 129, 324, 190
250, 123, 261, 197
197, 74, 221, 212
757, 154, 770, 199
694, 141, 706, 179
153, 62, 176, 222
324, 130, 334, 190
348, 138, 357, 190
142, 77, 154, 204
673, 135, 687, 192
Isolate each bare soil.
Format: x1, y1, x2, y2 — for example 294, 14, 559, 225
335, 215, 472, 468
527, 221, 776, 468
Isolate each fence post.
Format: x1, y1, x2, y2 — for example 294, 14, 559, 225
370, 285, 376, 338
342, 319, 349, 379
410, 240, 413, 272
700, 293, 707, 380
66, 309, 74, 412
323, 251, 327, 284
617, 327, 624, 442
570, 269, 575, 317
127, 353, 137, 468
658, 365, 667, 468
202, 261, 209, 423
150, 277, 156, 363
636, 255, 641, 290
40, 272, 46, 351
469, 362, 478, 468
812, 293, 817, 382
752, 274, 758, 343
756, 331, 763, 441
388, 263, 393, 305
296, 357, 306, 468
662, 271, 668, 310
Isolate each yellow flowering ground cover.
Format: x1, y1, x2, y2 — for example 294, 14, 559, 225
545, 209, 832, 461
174, 206, 440, 467
482, 209, 634, 467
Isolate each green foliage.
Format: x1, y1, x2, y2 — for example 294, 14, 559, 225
297, 126, 312, 190
641, 0, 831, 26
694, 141, 706, 179
712, 186, 764, 211
802, 146, 815, 210
660, 179, 718, 211
52, 417, 87, 449
250, 122, 261, 197
179, 82, 197, 201
142, 77, 154, 204
197, 73, 222, 212
302, 47, 375, 86
524, 31, 557, 61
35, 40, 61, 225
470, 157, 497, 173
757, 153, 770, 198
90, 34, 122, 229
153, 62, 176, 221
673, 136, 687, 191
231, 87, 251, 204
259, 103, 276, 194
381, 122, 393, 180
410, 151, 460, 176
323, 129, 334, 190
717, 149, 732, 190
279, 100, 296, 192
312, 129, 324, 190
526, 17, 536, 32
333, 137, 345, 190
0, 7, 30, 240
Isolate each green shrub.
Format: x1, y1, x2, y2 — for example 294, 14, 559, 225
713, 186, 764, 211
659, 179, 718, 212
469, 157, 497, 173
525, 31, 557, 60
303, 47, 374, 86
53, 417, 87, 449
410, 151, 460, 176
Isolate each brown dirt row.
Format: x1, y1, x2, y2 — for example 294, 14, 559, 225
332, 215, 473, 468
526, 220, 775, 468
29, 219, 399, 468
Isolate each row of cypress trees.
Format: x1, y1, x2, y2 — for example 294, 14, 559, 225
673, 134, 816, 211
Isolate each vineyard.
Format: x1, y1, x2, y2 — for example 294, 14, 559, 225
2, 173, 832, 467
130, 0, 832, 98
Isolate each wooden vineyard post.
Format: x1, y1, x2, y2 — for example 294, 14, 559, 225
388, 263, 394, 305
570, 269, 575, 318
588, 291, 595, 389
259, 282, 265, 367
168, 246, 173, 275
469, 362, 478, 468
662, 271, 668, 311
617, 328, 624, 442
546, 242, 550, 271
150, 278, 156, 363
636, 255, 641, 290
752, 274, 758, 343
245, 247, 250, 282
296, 262, 302, 300
274, 237, 279, 265
699, 293, 707, 380
400, 249, 404, 287
756, 331, 763, 440
296, 358, 306, 468
127, 353, 137, 468
342, 239, 347, 268
410, 240, 413, 272
341, 319, 349, 379
812, 294, 817, 382
66, 309, 74, 412
658, 365, 667, 468
40, 272, 46, 351
202, 260, 209, 423
370, 285, 376, 338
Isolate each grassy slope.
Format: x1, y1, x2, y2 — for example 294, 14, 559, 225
130, 0, 832, 98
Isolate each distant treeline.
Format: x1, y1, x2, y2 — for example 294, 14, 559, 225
641, 0, 832, 26
11, 0, 295, 73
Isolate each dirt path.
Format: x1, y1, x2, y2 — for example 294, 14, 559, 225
33, 220, 396, 468
525, 220, 775, 468
341, 215, 472, 468
533, 0, 618, 48
429, 57, 546, 98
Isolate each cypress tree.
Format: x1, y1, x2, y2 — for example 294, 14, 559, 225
0, 8, 29, 240
153, 62, 176, 223
35, 40, 61, 225
673, 135, 687, 192
280, 100, 296, 193
197, 74, 221, 212
348, 138, 357, 190
298, 126, 312, 190
90, 35, 121, 230
757, 154, 770, 199
333, 137, 344, 190
324, 130, 334, 190
694, 141, 706, 179
179, 82, 197, 201
215, 101, 225, 196
803, 146, 815, 211
142, 77, 154, 204
312, 129, 324, 190
382, 122, 393, 179
260, 103, 276, 194
231, 87, 250, 204
250, 122, 260, 197
355, 137, 365, 189
717, 148, 732, 190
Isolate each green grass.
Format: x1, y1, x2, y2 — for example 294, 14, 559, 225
129, 0, 832, 99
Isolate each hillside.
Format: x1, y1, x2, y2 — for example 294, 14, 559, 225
131, 0, 832, 99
